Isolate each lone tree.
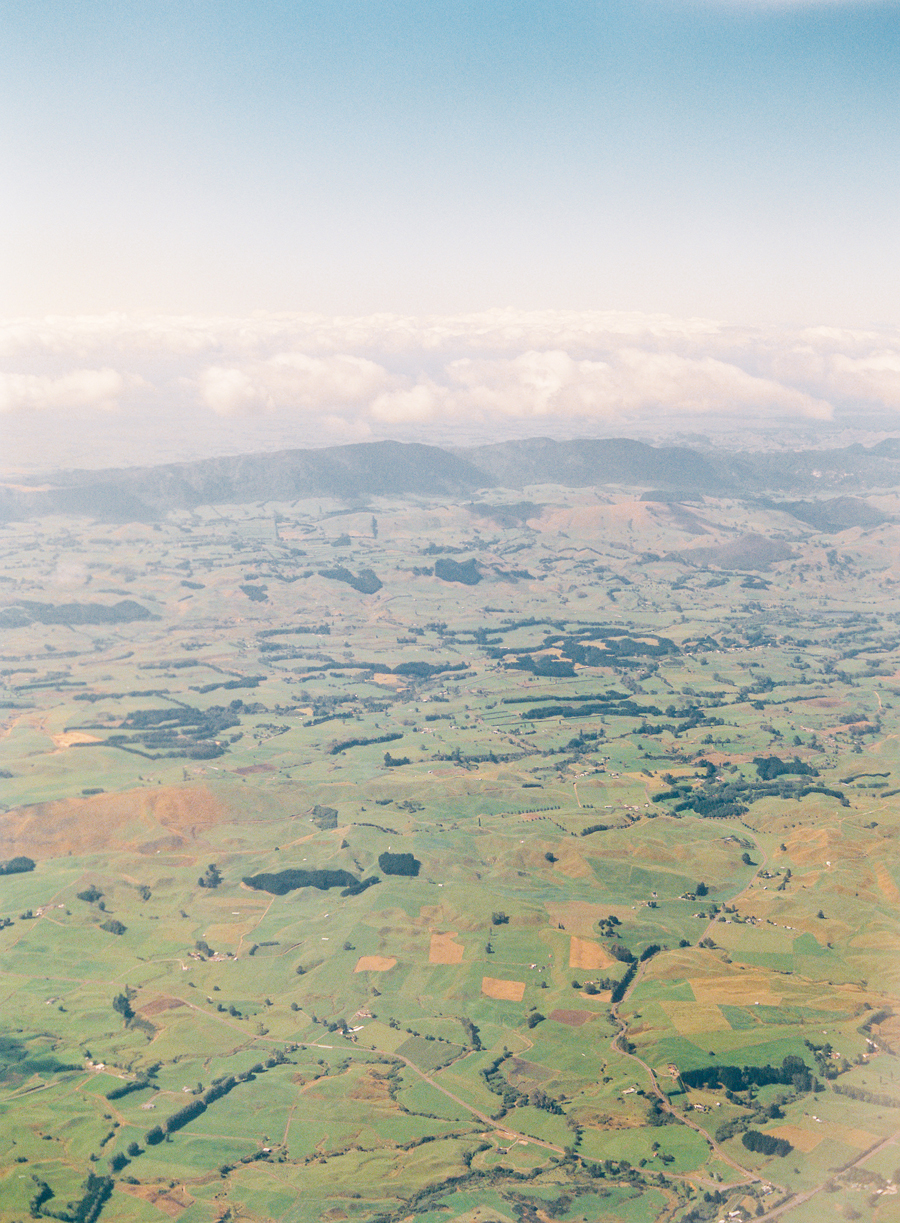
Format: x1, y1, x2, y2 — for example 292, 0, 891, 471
112, 992, 134, 1021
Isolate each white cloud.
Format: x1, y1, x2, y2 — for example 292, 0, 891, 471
0, 367, 128, 413
827, 352, 900, 409
5, 309, 900, 468
195, 352, 396, 415
0, 309, 740, 363
195, 366, 259, 415
370, 381, 448, 423
447, 348, 831, 421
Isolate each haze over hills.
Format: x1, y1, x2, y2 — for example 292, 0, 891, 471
3, 430, 900, 1222
1, 435, 899, 524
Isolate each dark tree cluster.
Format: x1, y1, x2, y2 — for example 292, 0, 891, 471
655, 769, 848, 820
197, 863, 221, 888
319, 566, 383, 594
509, 655, 576, 678
741, 1129, 793, 1156
433, 557, 481, 585
310, 804, 338, 829
106, 1078, 150, 1101
681, 1056, 815, 1094
754, 755, 817, 781
459, 1018, 482, 1050
378, 852, 421, 877
83, 702, 241, 759
330, 731, 401, 755
243, 868, 378, 897
610, 962, 638, 1003
111, 992, 134, 1021
520, 697, 654, 720
0, 856, 35, 875
2, 599, 152, 628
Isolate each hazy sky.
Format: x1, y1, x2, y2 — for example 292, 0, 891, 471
3, 0, 900, 469
5, 0, 899, 323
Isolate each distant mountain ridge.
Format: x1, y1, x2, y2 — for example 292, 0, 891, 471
0, 441, 486, 522
1, 435, 898, 522
457, 436, 726, 492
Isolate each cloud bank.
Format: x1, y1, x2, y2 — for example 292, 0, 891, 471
0, 368, 131, 414
1, 310, 898, 470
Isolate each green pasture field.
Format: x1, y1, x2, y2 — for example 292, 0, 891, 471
1, 488, 899, 1220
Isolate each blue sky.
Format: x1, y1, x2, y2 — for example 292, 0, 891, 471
4, 0, 899, 324
3, 0, 900, 469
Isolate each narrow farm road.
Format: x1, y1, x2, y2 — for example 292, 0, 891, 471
609, 964, 763, 1186
606, 823, 776, 1188
392, 1050, 566, 1155
753, 1126, 900, 1222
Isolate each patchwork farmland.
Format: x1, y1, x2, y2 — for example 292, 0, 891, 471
1, 473, 899, 1222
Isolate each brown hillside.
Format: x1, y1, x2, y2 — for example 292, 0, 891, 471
0, 785, 226, 858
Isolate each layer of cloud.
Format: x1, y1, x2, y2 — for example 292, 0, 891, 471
445, 349, 831, 421
0, 368, 129, 414
195, 353, 396, 416
0, 308, 736, 363
2, 310, 899, 470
